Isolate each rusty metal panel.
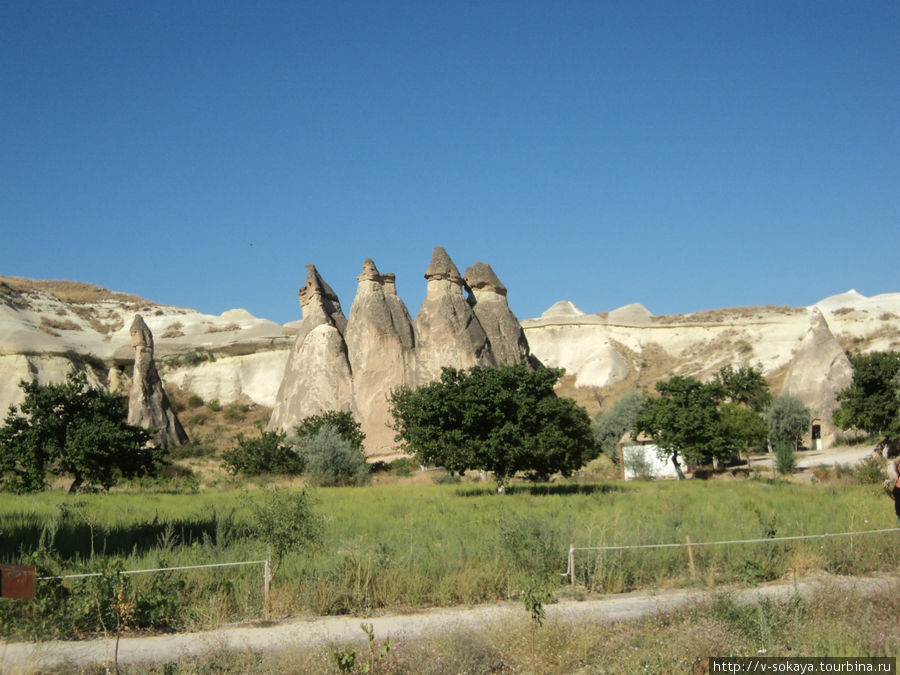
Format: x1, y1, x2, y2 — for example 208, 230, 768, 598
1, 565, 36, 599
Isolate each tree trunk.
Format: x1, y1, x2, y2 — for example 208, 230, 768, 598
496, 475, 506, 494
672, 453, 686, 480
68, 474, 83, 493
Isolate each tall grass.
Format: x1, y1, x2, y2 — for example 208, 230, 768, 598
1, 479, 897, 640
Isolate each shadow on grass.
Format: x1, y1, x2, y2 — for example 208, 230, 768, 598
0, 513, 236, 563
455, 482, 621, 497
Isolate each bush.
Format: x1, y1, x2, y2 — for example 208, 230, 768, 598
845, 454, 887, 485
169, 437, 218, 460
298, 425, 370, 487
187, 394, 205, 409
294, 410, 365, 451
223, 402, 249, 422
221, 430, 303, 476
773, 442, 796, 475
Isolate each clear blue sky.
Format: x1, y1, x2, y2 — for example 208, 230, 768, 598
2, 1, 897, 324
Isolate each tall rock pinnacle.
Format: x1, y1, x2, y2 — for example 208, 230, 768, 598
268, 265, 354, 432
127, 315, 188, 449
345, 259, 417, 453
464, 261, 530, 366
268, 248, 532, 457
414, 246, 494, 382
781, 308, 853, 447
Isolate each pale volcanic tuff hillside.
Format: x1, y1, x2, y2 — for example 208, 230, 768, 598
1, 271, 898, 454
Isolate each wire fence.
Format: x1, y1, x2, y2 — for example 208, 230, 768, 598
562, 527, 900, 585
35, 558, 273, 619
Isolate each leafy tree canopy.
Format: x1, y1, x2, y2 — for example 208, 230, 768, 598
764, 394, 811, 450
294, 410, 365, 451
833, 351, 900, 452
633, 376, 730, 476
633, 366, 773, 477
0, 372, 159, 493
389, 364, 595, 493
592, 390, 647, 461
713, 364, 771, 412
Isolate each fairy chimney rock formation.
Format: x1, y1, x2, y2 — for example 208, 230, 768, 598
127, 315, 188, 449
781, 308, 853, 447
345, 259, 417, 452
414, 246, 494, 382
464, 262, 530, 366
268, 265, 354, 431
269, 248, 532, 457
297, 263, 347, 342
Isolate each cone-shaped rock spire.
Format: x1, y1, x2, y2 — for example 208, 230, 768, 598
781, 308, 853, 447
268, 266, 354, 431
127, 315, 188, 449
414, 247, 494, 382
269, 248, 532, 457
345, 259, 417, 453
464, 262, 529, 366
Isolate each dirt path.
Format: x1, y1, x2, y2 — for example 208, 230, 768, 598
2, 574, 896, 673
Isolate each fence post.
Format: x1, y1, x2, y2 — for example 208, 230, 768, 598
569, 543, 575, 586
686, 535, 697, 582
263, 557, 271, 621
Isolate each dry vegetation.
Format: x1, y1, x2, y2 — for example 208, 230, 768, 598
0, 275, 153, 307
38, 316, 82, 335
204, 322, 241, 333
164, 385, 274, 486
652, 305, 801, 324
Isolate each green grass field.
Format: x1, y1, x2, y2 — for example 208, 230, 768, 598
1, 477, 898, 640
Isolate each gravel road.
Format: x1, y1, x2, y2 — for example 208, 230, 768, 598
2, 574, 896, 673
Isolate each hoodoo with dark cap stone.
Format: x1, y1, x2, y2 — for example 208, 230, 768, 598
268, 247, 531, 457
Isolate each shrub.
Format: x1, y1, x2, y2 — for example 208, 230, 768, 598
223, 402, 249, 422
623, 447, 654, 479
187, 394, 205, 409
846, 454, 886, 485
388, 456, 417, 476
298, 425, 370, 487
245, 488, 323, 583
773, 442, 796, 475
169, 437, 218, 460
206, 399, 222, 412
294, 410, 365, 451
221, 430, 303, 476
432, 470, 461, 484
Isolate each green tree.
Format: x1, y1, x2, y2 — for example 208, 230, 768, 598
833, 352, 900, 455
713, 364, 771, 412
0, 372, 157, 493
390, 364, 595, 493
298, 425, 370, 487
764, 394, 811, 451
294, 410, 365, 451
633, 376, 729, 479
221, 429, 303, 476
592, 390, 647, 462
244, 488, 322, 584
720, 402, 768, 458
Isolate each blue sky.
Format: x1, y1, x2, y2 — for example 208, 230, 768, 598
2, 1, 897, 324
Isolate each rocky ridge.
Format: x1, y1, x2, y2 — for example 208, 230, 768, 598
1, 270, 898, 455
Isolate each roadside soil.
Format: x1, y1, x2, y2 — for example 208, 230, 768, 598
2, 573, 898, 673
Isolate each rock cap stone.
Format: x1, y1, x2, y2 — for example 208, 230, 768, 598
130, 315, 153, 349
464, 262, 507, 296
424, 246, 463, 284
